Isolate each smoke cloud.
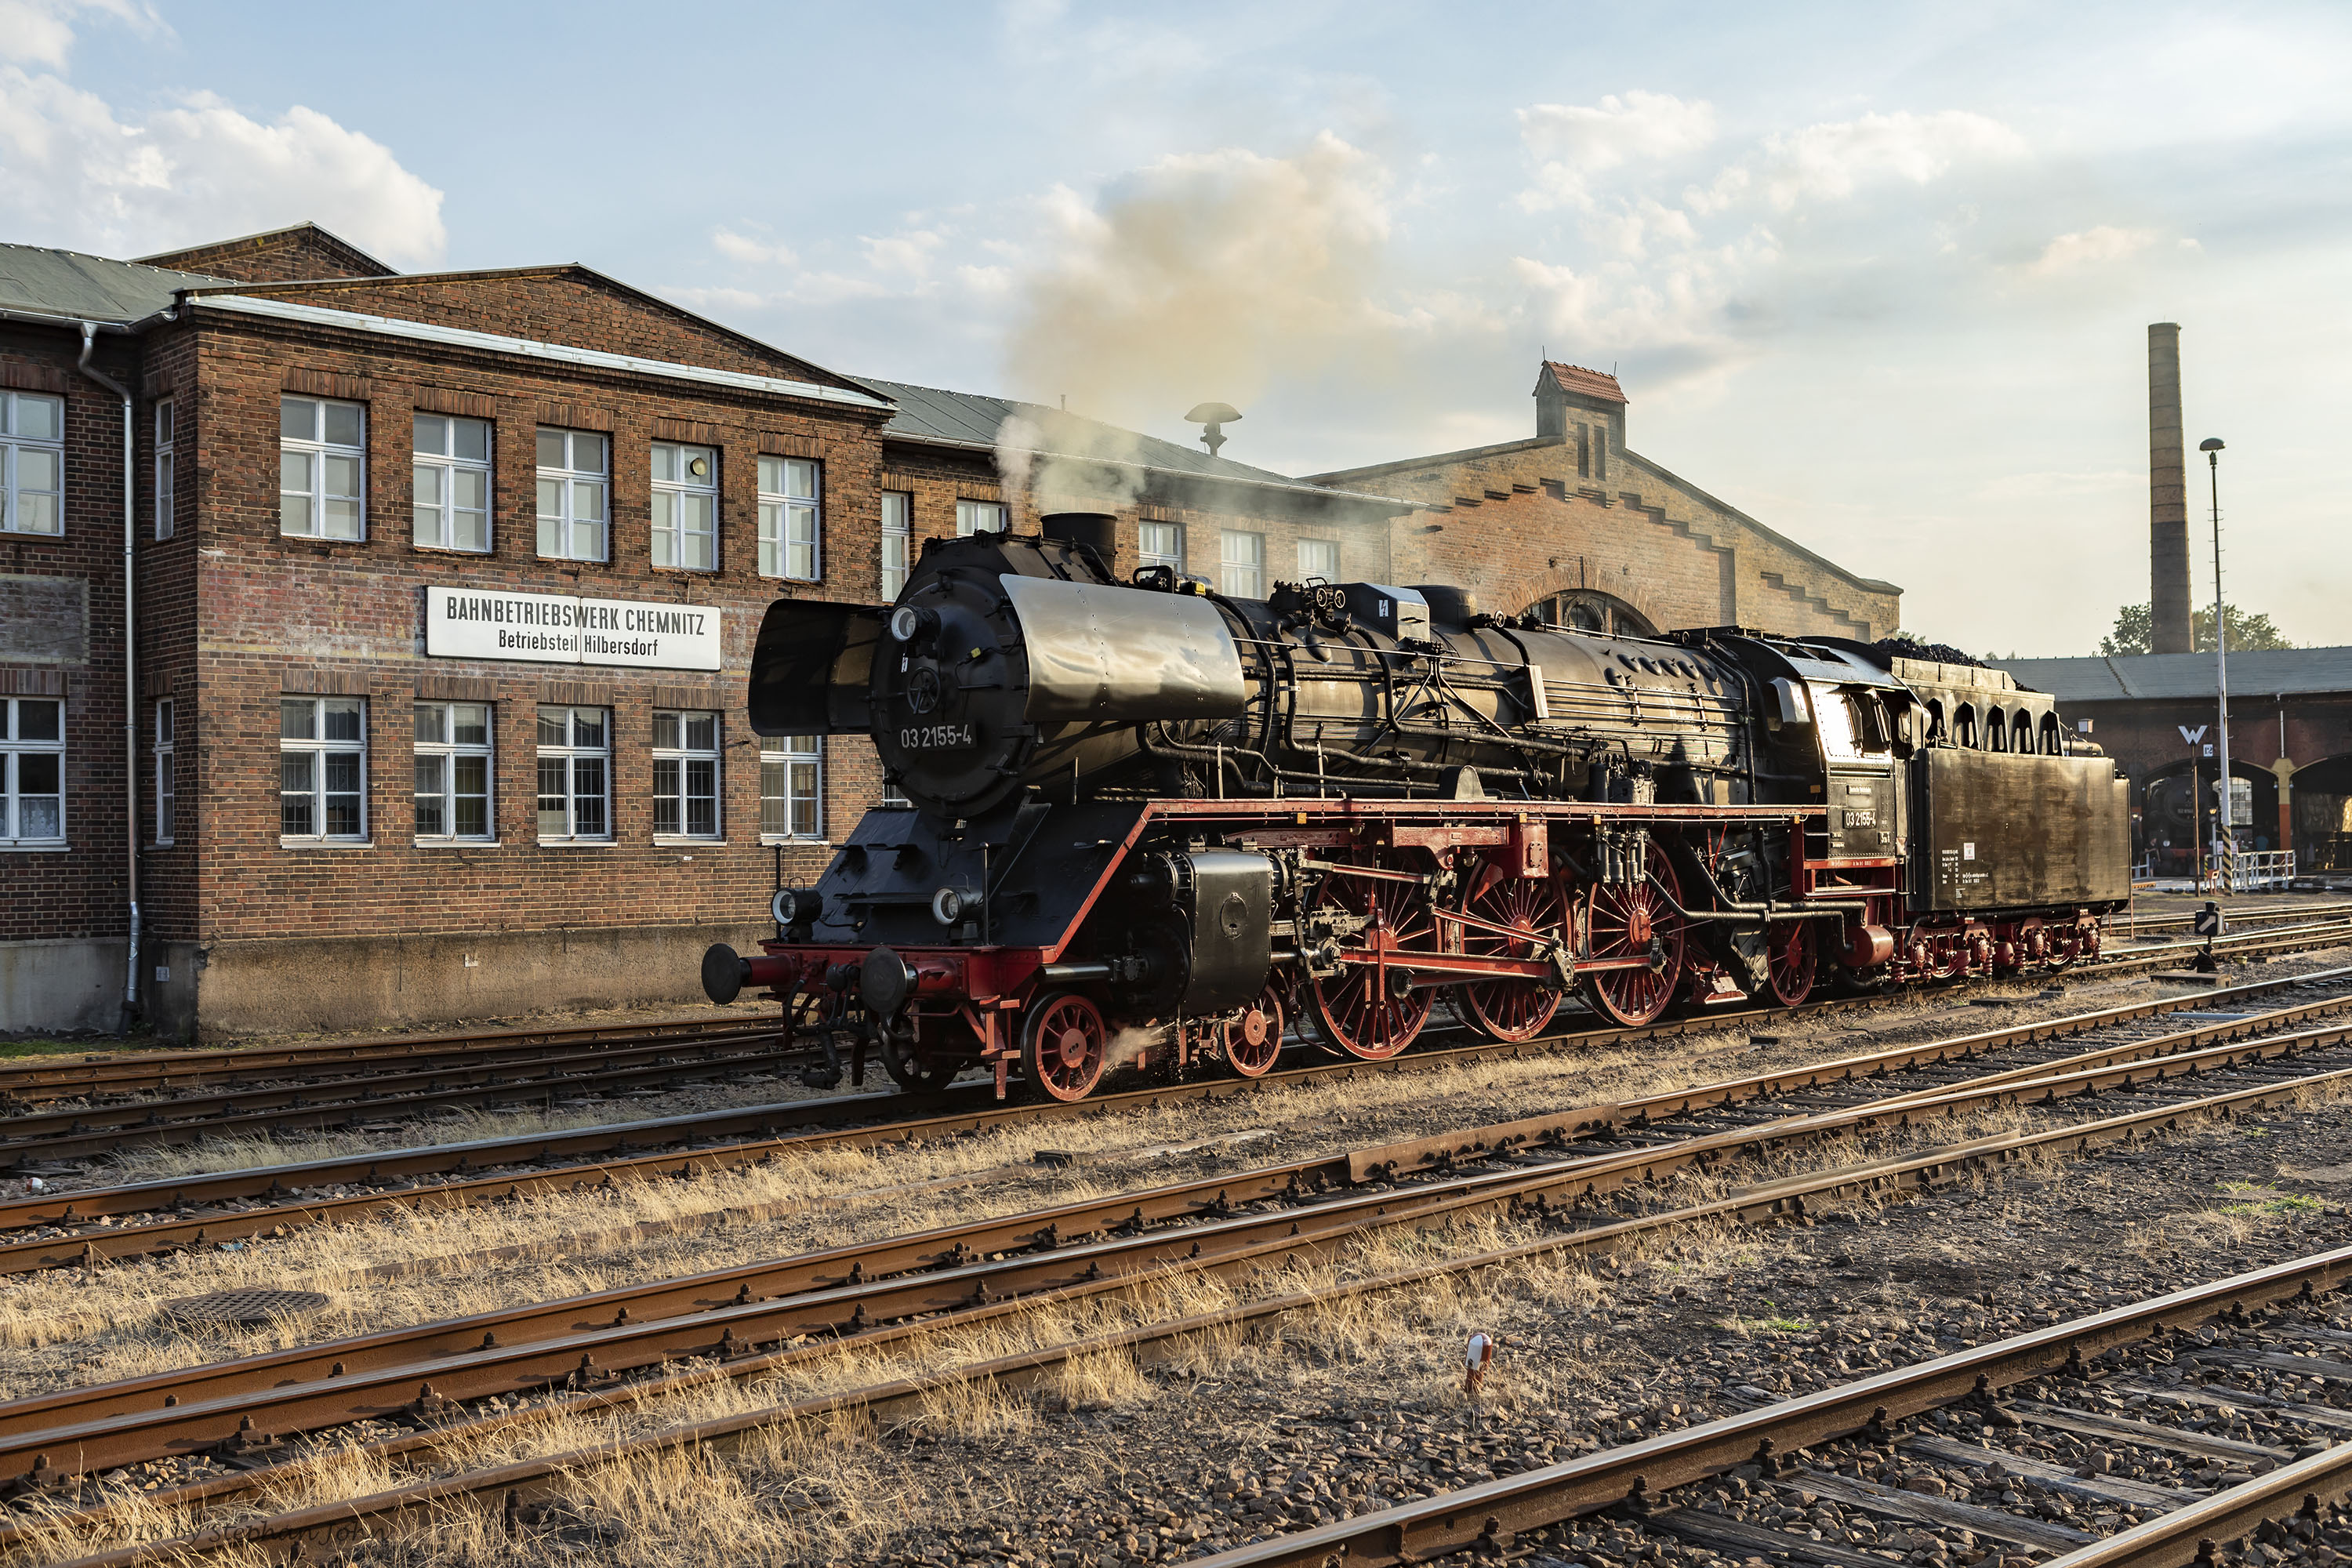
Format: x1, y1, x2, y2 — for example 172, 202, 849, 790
993, 408, 1154, 520
1000, 131, 1401, 444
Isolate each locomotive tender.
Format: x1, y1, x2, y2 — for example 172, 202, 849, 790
703, 514, 2131, 1102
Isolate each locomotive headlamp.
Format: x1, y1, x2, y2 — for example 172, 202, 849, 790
931, 885, 973, 926
889, 604, 938, 644
771, 887, 815, 927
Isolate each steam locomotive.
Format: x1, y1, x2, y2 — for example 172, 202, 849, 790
703, 514, 2131, 1102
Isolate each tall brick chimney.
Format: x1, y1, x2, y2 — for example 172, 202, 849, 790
2147, 323, 2193, 654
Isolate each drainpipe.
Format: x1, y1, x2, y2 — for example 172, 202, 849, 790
74, 322, 139, 1029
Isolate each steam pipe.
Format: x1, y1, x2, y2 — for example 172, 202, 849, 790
74, 322, 140, 1028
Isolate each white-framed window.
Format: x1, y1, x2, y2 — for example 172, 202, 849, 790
154, 699, 175, 845
414, 702, 493, 840
535, 428, 608, 561
280, 395, 366, 540
760, 733, 822, 840
1, 698, 64, 846
1297, 538, 1339, 583
1219, 528, 1264, 598
1138, 521, 1184, 576
880, 778, 911, 808
758, 456, 821, 581
652, 441, 717, 571
653, 710, 720, 839
414, 414, 491, 552
2, 391, 64, 537
153, 399, 175, 541
281, 696, 367, 841
880, 490, 912, 599
536, 705, 610, 841
955, 499, 1007, 536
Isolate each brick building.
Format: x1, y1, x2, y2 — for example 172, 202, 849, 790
1306, 362, 1903, 641
1992, 648, 2352, 879
0, 224, 1900, 1039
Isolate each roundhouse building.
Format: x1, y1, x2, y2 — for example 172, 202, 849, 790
0, 223, 1901, 1040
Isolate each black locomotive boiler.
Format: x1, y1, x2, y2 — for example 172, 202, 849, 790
703, 514, 2131, 1101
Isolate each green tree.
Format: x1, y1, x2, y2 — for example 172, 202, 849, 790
2098, 603, 2294, 655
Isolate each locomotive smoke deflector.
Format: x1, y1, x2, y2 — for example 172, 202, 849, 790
996, 574, 1247, 724
747, 598, 883, 735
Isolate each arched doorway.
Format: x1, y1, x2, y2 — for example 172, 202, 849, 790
2139, 757, 2285, 874
1524, 590, 1657, 638
2290, 755, 2352, 873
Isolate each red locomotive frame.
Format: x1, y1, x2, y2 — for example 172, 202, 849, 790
736, 795, 2103, 1101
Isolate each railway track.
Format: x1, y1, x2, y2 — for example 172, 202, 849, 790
11, 960, 2352, 1555
0, 913, 2339, 1181
1192, 1246, 2352, 1567
6, 938, 2351, 1276
0, 1009, 779, 1103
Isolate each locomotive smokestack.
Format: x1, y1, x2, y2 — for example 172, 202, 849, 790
1040, 511, 1120, 562
2147, 323, 2193, 654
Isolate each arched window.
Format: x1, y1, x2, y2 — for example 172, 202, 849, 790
1924, 699, 1947, 742
2039, 713, 2063, 755
2012, 711, 2034, 753
1953, 704, 1978, 748
1523, 590, 1658, 638
1987, 706, 2008, 752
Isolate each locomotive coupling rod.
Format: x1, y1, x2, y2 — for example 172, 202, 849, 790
1040, 961, 1115, 983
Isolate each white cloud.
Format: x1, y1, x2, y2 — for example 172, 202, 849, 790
0, 0, 158, 69
2023, 224, 2158, 275
1690, 110, 2028, 214
0, 9, 444, 267
711, 229, 797, 267
1515, 90, 1716, 212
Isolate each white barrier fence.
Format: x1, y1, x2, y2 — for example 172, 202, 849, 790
2202, 849, 2298, 894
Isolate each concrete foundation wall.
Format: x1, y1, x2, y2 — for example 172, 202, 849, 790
191, 922, 776, 1040
0, 938, 128, 1036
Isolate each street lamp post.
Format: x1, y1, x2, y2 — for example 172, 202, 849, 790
2200, 436, 2230, 893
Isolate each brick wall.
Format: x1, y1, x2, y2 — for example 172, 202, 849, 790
1317, 426, 1902, 641
0, 325, 133, 946
176, 301, 887, 955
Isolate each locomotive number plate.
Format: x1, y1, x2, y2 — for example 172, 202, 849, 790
899, 724, 975, 750
1844, 810, 1878, 828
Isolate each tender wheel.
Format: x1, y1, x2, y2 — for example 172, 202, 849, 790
1765, 921, 1818, 1007
1020, 992, 1109, 1102
1225, 984, 1287, 1079
1582, 850, 1687, 1028
1448, 852, 1567, 1043
1305, 850, 1436, 1060
2044, 924, 2085, 972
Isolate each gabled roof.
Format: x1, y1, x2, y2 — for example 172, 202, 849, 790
864, 378, 1417, 509
1993, 648, 2352, 704
0, 245, 230, 325
187, 263, 880, 401
136, 222, 398, 281
1538, 361, 1626, 405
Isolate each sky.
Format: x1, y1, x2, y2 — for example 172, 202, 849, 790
5, 0, 2347, 656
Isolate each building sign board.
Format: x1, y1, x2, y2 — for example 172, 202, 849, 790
424, 587, 722, 671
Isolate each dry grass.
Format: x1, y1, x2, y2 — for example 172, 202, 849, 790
15, 973, 2352, 1563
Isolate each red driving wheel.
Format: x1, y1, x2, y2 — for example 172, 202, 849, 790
1020, 991, 1107, 1102
1582, 851, 1687, 1028
1449, 852, 1567, 1043
1305, 850, 1437, 1060
1765, 920, 1818, 1007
